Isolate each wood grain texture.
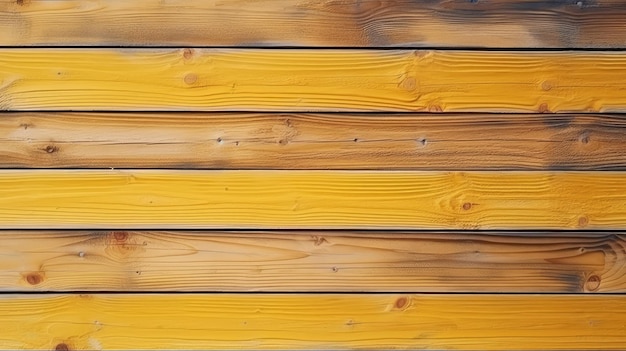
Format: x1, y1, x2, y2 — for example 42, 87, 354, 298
1, 0, 626, 48
3, 231, 624, 293
0, 170, 624, 229
2, 112, 626, 170
2, 294, 626, 350
2, 49, 626, 112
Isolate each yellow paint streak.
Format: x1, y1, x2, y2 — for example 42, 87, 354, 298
0, 50, 626, 111
0, 170, 624, 229
1, 294, 626, 350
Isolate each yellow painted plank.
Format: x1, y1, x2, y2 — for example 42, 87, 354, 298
1, 294, 626, 350
0, 171, 624, 229
1, 49, 626, 112
2, 112, 624, 170
1, 0, 626, 48
2, 231, 623, 293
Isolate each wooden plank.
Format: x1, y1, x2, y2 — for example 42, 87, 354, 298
0, 170, 624, 229
1, 49, 626, 112
2, 231, 624, 293
1, 294, 626, 350
3, 112, 626, 170
1, 0, 626, 48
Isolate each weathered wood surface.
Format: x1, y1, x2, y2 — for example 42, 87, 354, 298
1, 0, 626, 48
3, 231, 623, 293
2, 294, 626, 350
2, 112, 625, 170
0, 170, 624, 229
2, 49, 626, 112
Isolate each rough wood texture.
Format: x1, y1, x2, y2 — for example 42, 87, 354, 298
2, 49, 626, 112
3, 231, 624, 293
0, 170, 624, 229
2, 294, 626, 350
2, 112, 625, 170
1, 0, 626, 48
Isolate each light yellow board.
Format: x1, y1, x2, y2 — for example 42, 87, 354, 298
1, 0, 625, 48
1, 50, 626, 111
1, 112, 624, 170
1, 231, 622, 292
0, 171, 624, 229
1, 294, 626, 350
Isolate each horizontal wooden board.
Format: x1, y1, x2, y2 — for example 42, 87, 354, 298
1, 49, 626, 112
2, 231, 624, 293
2, 294, 626, 350
2, 112, 626, 170
1, 0, 626, 48
0, 170, 625, 229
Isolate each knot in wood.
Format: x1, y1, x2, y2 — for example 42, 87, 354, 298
25, 272, 43, 285
586, 275, 601, 292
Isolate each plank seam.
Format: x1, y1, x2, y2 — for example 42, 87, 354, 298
3, 46, 626, 51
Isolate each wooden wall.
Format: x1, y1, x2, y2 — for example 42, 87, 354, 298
1, 0, 626, 350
